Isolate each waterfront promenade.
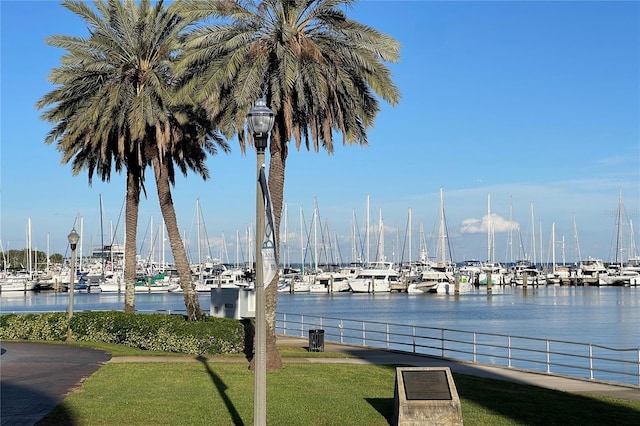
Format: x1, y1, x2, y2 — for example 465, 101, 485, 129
2, 337, 640, 425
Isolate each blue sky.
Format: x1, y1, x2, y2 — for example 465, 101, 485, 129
1, 0, 639, 266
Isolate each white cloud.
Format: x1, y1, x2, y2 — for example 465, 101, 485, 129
459, 214, 519, 234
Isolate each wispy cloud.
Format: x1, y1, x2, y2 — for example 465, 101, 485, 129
459, 214, 519, 234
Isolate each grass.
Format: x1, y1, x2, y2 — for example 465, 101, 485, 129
37, 350, 640, 426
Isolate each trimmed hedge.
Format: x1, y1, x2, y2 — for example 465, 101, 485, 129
0, 312, 245, 355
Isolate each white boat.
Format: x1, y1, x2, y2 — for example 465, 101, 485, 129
458, 259, 482, 284
0, 273, 37, 292
99, 272, 179, 293
408, 268, 450, 294
348, 261, 399, 293
309, 271, 351, 293
431, 279, 474, 294
600, 264, 639, 286
578, 257, 607, 285
277, 274, 311, 293
510, 260, 543, 285
478, 263, 508, 286
189, 266, 252, 292
546, 265, 571, 286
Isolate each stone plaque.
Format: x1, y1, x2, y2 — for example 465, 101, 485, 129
393, 367, 463, 426
402, 370, 451, 400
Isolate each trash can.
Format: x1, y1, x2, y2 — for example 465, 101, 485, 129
308, 329, 325, 352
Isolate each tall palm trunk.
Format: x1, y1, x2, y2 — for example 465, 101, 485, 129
124, 171, 140, 313
264, 129, 287, 370
153, 157, 202, 321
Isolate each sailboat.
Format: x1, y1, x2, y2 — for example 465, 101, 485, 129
478, 194, 507, 286
601, 189, 639, 286
413, 187, 467, 294
0, 219, 38, 292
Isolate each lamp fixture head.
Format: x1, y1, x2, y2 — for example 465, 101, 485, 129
247, 98, 275, 143
67, 228, 80, 249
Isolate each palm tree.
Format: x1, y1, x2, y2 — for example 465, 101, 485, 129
37, 0, 228, 320
151, 106, 230, 320
177, 0, 401, 368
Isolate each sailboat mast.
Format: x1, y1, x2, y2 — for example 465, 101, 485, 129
487, 194, 492, 263
530, 203, 536, 265
378, 208, 384, 262
408, 208, 412, 265
282, 202, 288, 269
507, 196, 514, 263
27, 218, 32, 275
615, 188, 623, 265
236, 230, 241, 269
573, 214, 582, 263
366, 194, 370, 264
551, 222, 556, 274
299, 205, 304, 273
314, 199, 318, 272
197, 199, 201, 280
162, 219, 166, 270
438, 187, 446, 264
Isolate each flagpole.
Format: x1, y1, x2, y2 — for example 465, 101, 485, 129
247, 98, 274, 426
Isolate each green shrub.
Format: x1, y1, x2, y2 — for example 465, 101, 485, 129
0, 312, 245, 355
0, 313, 68, 341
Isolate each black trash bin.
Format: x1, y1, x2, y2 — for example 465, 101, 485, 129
308, 329, 325, 352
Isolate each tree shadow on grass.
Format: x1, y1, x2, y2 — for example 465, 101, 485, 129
352, 360, 640, 426
453, 373, 640, 426
196, 356, 245, 426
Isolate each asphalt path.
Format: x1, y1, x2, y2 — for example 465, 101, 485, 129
0, 342, 111, 426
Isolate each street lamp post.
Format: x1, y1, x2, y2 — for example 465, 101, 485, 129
67, 228, 80, 340
247, 97, 275, 426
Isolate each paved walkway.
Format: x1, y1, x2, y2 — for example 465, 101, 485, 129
0, 342, 111, 426
2, 337, 639, 425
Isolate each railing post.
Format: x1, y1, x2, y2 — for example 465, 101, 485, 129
473, 332, 477, 363
283, 313, 287, 335
386, 323, 390, 349
412, 326, 416, 353
588, 344, 594, 380
637, 348, 640, 387
274, 312, 635, 387
546, 340, 551, 373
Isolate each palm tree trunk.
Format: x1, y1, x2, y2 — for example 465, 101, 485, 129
124, 171, 140, 313
264, 136, 287, 370
153, 157, 202, 321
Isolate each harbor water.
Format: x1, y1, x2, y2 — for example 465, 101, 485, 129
2, 286, 638, 348
2, 286, 639, 384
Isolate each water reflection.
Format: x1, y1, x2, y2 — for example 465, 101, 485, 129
1, 286, 638, 348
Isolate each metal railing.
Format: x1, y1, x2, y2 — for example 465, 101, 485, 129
276, 312, 640, 387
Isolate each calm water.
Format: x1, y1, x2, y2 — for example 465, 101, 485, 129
2, 286, 638, 349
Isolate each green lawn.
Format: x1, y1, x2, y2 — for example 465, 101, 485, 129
38, 357, 640, 425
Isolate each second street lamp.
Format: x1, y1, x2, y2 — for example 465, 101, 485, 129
247, 97, 275, 426
67, 228, 80, 340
